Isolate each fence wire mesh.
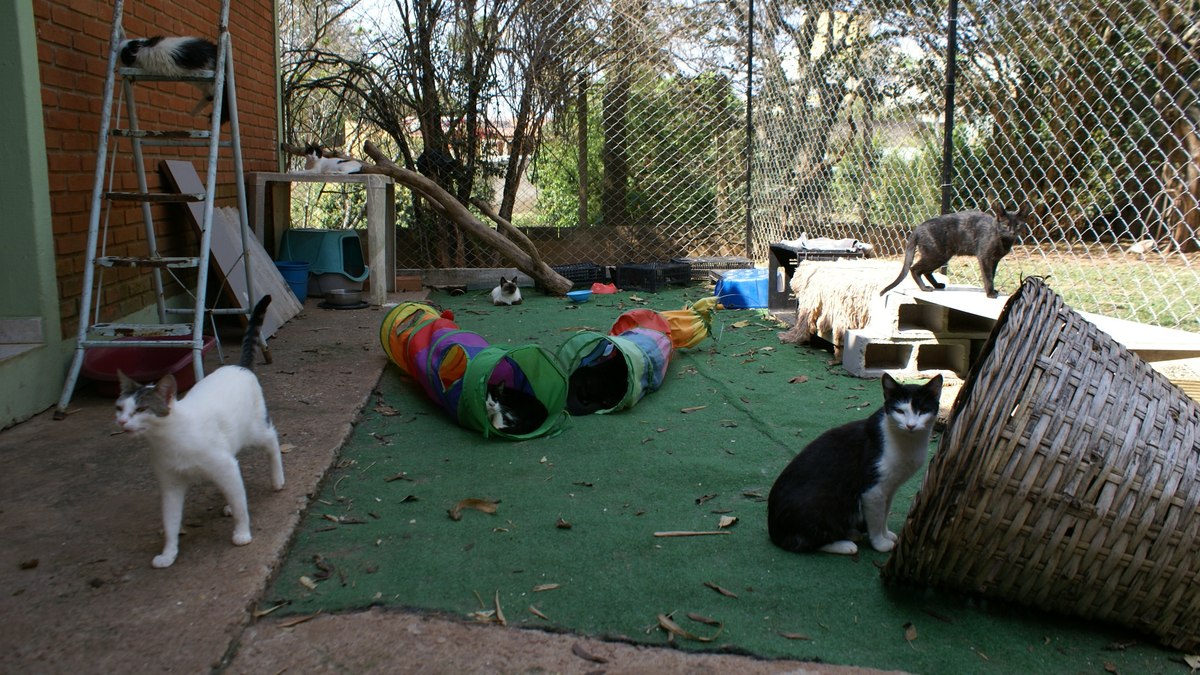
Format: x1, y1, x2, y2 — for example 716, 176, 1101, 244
285, 0, 1199, 331
750, 0, 1200, 330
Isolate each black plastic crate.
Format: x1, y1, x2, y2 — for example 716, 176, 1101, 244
671, 256, 754, 282
613, 262, 691, 292
767, 243, 867, 310
539, 262, 607, 290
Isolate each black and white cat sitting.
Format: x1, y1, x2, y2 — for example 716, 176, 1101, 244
114, 296, 284, 568
297, 143, 363, 175
767, 373, 942, 555
118, 36, 230, 124
485, 381, 547, 435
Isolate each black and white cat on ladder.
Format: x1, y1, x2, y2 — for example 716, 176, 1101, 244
118, 36, 230, 124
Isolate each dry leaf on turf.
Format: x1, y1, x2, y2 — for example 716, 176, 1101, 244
703, 581, 738, 598
253, 602, 287, 618
279, 443, 295, 454
528, 605, 550, 620
572, 642, 608, 664
494, 590, 506, 626
717, 515, 738, 528
680, 405, 707, 414
384, 472, 412, 482
468, 609, 496, 623
695, 493, 717, 505
789, 375, 809, 384
1104, 663, 1117, 673
448, 498, 499, 521
903, 622, 918, 644
374, 402, 400, 416
653, 530, 730, 537
556, 517, 573, 529
779, 632, 811, 640
1183, 654, 1200, 670
533, 583, 561, 592
687, 612, 720, 626
298, 576, 318, 590
657, 613, 724, 643
731, 320, 751, 328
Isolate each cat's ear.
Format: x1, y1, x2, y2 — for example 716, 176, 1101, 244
117, 370, 139, 394
881, 372, 899, 395
991, 200, 1007, 219
924, 374, 944, 393
154, 374, 178, 404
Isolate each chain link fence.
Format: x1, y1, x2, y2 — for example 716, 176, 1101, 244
749, 0, 1199, 331
291, 0, 1199, 331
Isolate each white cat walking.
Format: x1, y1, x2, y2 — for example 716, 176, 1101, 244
115, 296, 284, 568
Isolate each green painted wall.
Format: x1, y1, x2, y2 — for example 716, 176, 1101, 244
0, 0, 67, 428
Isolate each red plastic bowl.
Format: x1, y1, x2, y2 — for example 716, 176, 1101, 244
82, 335, 217, 397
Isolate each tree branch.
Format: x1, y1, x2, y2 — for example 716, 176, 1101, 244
361, 141, 571, 294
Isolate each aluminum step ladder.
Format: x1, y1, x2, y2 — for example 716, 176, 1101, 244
54, 0, 254, 418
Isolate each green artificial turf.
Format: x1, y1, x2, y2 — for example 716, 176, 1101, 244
265, 286, 1182, 673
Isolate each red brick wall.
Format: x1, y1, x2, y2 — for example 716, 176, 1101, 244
36, 0, 279, 337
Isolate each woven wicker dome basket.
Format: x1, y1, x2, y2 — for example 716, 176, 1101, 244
882, 277, 1200, 651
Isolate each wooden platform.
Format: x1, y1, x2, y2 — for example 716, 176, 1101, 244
896, 285, 1200, 363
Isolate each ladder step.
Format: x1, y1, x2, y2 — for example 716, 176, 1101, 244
164, 307, 247, 316
96, 256, 200, 269
104, 191, 204, 203
112, 129, 212, 140
118, 66, 215, 83
87, 323, 196, 339
125, 138, 232, 149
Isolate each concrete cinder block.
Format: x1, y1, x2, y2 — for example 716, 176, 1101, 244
871, 292, 994, 340
843, 329, 971, 379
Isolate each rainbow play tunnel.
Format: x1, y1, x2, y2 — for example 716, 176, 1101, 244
557, 297, 718, 415
379, 302, 567, 439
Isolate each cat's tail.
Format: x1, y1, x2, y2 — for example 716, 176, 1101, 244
879, 232, 918, 296
239, 295, 272, 370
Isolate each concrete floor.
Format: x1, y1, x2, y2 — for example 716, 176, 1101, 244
0, 294, 895, 674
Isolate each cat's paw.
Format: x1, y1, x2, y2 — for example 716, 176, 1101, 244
819, 540, 858, 555
222, 505, 233, 517
152, 552, 177, 568
884, 529, 899, 542
870, 536, 896, 552
232, 530, 252, 546
272, 478, 285, 491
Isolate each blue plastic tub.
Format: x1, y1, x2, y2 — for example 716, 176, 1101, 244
275, 260, 310, 301
715, 268, 768, 309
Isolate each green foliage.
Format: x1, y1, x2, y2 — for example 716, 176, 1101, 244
289, 183, 368, 231
529, 72, 744, 230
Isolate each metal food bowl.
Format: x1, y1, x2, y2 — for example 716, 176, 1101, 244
324, 289, 363, 306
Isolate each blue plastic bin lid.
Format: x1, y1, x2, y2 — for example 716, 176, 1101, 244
715, 268, 768, 309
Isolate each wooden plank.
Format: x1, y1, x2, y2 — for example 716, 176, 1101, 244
399, 267, 534, 290
160, 160, 302, 339
902, 284, 1200, 360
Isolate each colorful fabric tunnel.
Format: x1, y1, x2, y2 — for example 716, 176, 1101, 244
557, 297, 719, 416
379, 302, 568, 440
